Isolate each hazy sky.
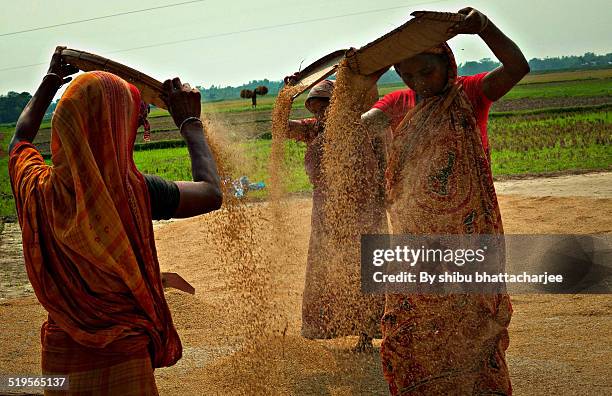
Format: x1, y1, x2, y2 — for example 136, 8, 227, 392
0, 0, 610, 94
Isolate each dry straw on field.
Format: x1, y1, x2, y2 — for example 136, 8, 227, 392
255, 85, 269, 95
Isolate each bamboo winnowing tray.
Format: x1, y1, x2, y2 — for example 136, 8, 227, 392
346, 11, 464, 75
288, 11, 464, 99
289, 49, 347, 100
61, 48, 167, 109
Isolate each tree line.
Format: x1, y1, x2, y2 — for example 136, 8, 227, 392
196, 52, 612, 99
0, 91, 32, 124
0, 52, 610, 123
459, 52, 612, 76
197, 78, 283, 102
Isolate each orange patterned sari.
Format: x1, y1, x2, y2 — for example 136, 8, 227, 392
9, 72, 181, 394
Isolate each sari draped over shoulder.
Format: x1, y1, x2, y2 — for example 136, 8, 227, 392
380, 44, 512, 395
9, 72, 181, 392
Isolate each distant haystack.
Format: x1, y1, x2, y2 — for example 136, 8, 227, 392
240, 89, 254, 99
241, 85, 269, 108
254, 86, 269, 95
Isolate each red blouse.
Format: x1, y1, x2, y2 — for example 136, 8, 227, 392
372, 72, 493, 152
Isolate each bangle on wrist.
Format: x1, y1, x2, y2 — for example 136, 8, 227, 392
44, 73, 63, 88
179, 116, 203, 131
478, 15, 489, 34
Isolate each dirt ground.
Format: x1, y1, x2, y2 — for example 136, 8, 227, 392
494, 172, 612, 198
0, 173, 611, 395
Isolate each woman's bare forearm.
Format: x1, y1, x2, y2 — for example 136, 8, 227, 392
479, 19, 530, 100
286, 119, 310, 142
480, 21, 530, 76
9, 75, 61, 152
448, 8, 529, 101
162, 77, 223, 216
181, 122, 221, 188
10, 46, 78, 153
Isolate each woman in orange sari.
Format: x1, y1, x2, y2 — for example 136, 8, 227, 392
8, 47, 222, 395
361, 7, 530, 395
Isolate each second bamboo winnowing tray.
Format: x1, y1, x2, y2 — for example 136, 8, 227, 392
289, 49, 346, 100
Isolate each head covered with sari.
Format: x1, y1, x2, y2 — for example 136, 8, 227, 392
10, 71, 181, 368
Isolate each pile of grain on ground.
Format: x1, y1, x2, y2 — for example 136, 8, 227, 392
495, 171, 612, 198
121, 194, 612, 395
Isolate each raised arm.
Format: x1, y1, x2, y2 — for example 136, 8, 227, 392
8, 46, 78, 153
449, 7, 530, 101
361, 108, 392, 161
282, 73, 316, 142
162, 78, 222, 217
361, 108, 390, 130
287, 119, 317, 142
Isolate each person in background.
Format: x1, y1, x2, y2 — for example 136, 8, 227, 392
360, 7, 529, 395
8, 46, 222, 395
285, 79, 387, 352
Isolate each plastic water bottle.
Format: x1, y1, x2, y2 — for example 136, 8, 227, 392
230, 176, 266, 198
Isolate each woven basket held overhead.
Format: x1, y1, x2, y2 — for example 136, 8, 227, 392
61, 48, 167, 109
287, 11, 463, 100
347, 11, 464, 75
288, 49, 347, 100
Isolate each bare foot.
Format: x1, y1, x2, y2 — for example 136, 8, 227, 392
352, 333, 374, 353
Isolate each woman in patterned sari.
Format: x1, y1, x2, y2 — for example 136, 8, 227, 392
361, 7, 529, 395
